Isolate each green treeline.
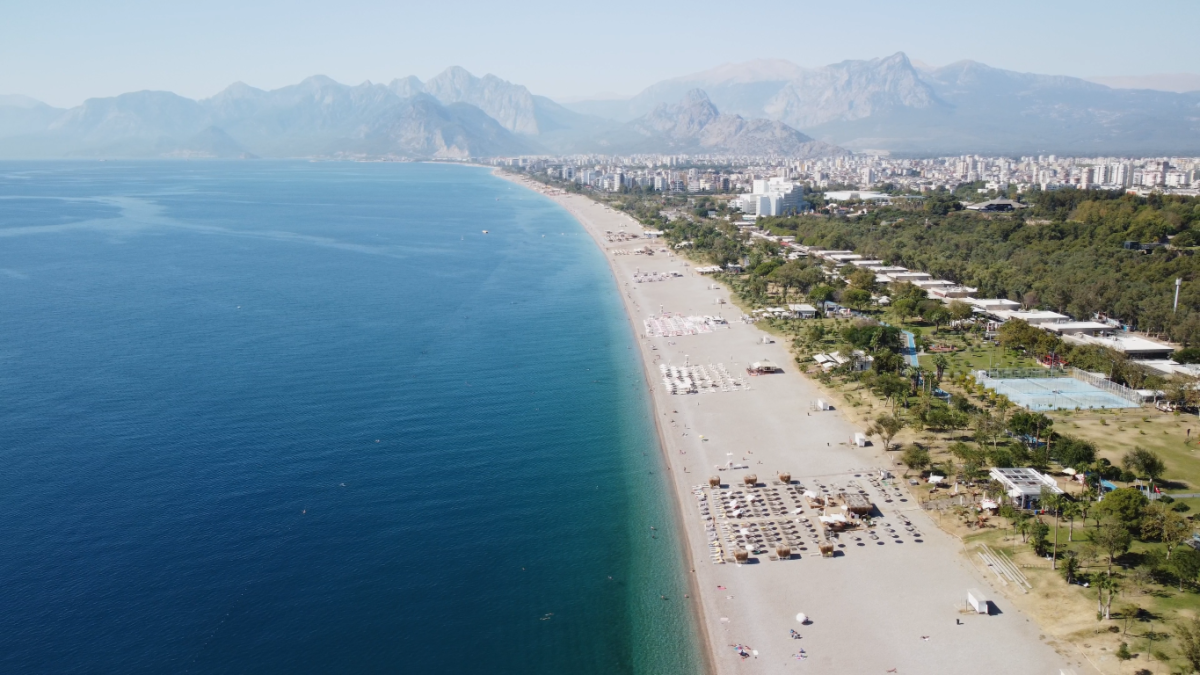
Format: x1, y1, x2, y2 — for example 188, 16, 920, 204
753, 189, 1200, 345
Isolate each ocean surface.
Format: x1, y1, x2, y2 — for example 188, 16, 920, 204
0, 161, 701, 674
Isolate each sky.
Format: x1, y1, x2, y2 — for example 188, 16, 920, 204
4, 0, 1200, 108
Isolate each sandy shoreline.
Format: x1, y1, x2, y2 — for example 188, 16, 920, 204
496, 171, 1090, 675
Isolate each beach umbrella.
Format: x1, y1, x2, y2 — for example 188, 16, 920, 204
795, 613, 809, 624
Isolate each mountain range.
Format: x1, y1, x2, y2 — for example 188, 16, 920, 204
569, 53, 1200, 156
2, 54, 1199, 158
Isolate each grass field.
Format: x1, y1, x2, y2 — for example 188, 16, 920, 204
1052, 408, 1200, 494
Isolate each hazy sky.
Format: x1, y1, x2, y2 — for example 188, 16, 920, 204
5, 0, 1199, 107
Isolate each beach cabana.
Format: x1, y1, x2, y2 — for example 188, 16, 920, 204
841, 493, 873, 515
743, 474, 758, 486
777, 472, 791, 484
747, 360, 782, 375
775, 544, 791, 560
709, 476, 721, 488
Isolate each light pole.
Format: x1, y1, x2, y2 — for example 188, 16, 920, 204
1174, 278, 1182, 314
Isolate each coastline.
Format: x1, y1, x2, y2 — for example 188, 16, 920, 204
496, 170, 1087, 675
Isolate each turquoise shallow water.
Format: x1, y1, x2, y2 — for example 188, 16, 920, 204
0, 161, 702, 674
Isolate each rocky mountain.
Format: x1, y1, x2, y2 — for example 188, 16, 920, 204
0, 75, 535, 159
593, 90, 844, 156
569, 59, 807, 122
567, 53, 1200, 155
0, 67, 609, 158
395, 67, 611, 150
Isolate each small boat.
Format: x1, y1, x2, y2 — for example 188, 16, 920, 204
482, 230, 489, 234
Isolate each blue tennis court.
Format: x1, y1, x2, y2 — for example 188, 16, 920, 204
982, 377, 1140, 411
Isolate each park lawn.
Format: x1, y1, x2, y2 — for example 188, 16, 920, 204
918, 341, 1037, 374
1051, 408, 1200, 494
959, 518, 1200, 671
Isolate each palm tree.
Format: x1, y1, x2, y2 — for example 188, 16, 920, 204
1042, 491, 1065, 569
1061, 500, 1082, 541
933, 354, 949, 381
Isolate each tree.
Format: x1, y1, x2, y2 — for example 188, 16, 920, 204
1119, 602, 1140, 634
1121, 447, 1167, 491
947, 300, 973, 323
1167, 547, 1200, 591
1060, 552, 1080, 584
1142, 501, 1190, 558
1042, 490, 1065, 568
1013, 512, 1033, 543
972, 411, 1005, 451
771, 260, 811, 303
808, 285, 836, 306
901, 445, 931, 473
1177, 615, 1200, 674
1053, 435, 1096, 469
868, 414, 905, 451
1029, 518, 1051, 556
873, 372, 909, 409
1098, 488, 1149, 531
890, 297, 918, 323
932, 354, 949, 381
1088, 521, 1132, 575
1061, 500, 1082, 542
1096, 575, 1119, 620
847, 266, 877, 292
841, 288, 873, 310
922, 304, 951, 333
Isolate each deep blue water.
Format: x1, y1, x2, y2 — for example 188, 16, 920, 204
0, 162, 701, 674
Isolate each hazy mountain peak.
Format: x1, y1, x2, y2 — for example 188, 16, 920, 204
424, 67, 540, 135
619, 89, 842, 156
388, 76, 424, 98
0, 94, 52, 110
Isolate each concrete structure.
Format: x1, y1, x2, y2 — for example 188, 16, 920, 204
965, 198, 1028, 212
1065, 333, 1175, 359
1042, 321, 1110, 336
789, 303, 818, 319
884, 272, 933, 283
732, 177, 808, 217
824, 190, 891, 202
989, 467, 1063, 509
968, 299, 1020, 312
989, 309, 1070, 325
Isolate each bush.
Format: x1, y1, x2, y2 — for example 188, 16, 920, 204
1116, 642, 1132, 660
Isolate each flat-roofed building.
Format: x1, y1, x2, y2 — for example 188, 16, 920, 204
1042, 321, 1110, 336
990, 309, 1071, 325
1065, 333, 1176, 359
967, 299, 1021, 312
885, 272, 933, 283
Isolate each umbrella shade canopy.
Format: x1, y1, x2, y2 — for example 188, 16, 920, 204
795, 613, 808, 624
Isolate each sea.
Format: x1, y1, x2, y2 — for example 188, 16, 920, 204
0, 161, 703, 674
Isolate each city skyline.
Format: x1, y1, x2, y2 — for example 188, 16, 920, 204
5, 0, 1200, 108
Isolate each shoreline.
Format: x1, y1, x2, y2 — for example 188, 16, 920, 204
493, 170, 717, 672
495, 170, 1086, 675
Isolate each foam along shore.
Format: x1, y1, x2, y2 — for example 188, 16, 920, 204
496, 172, 1087, 675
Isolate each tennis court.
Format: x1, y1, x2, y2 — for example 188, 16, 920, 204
982, 376, 1140, 411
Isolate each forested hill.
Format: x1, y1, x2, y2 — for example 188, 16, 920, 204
760, 190, 1200, 345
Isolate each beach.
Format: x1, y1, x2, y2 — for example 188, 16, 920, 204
500, 173, 1095, 674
